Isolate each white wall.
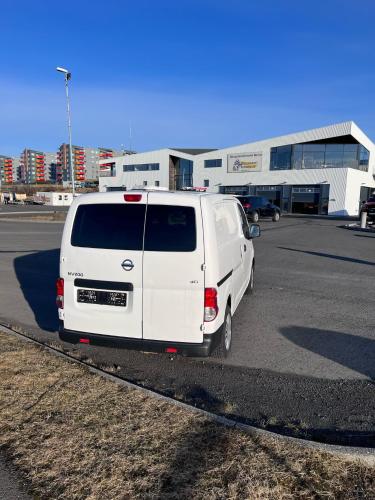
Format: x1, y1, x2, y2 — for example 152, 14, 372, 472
344, 169, 375, 216
193, 121, 375, 216
35, 192, 73, 206
99, 149, 171, 192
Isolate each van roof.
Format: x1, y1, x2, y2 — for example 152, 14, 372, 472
74, 191, 237, 204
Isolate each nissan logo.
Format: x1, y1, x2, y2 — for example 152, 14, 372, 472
121, 259, 134, 271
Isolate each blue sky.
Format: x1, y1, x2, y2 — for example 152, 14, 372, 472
1, 0, 375, 155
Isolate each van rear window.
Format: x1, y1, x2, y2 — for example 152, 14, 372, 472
71, 204, 146, 250
144, 205, 196, 252
71, 203, 196, 252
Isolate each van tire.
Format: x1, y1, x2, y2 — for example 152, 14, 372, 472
213, 306, 232, 359
244, 264, 254, 295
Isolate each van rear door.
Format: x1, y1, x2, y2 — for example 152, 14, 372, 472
62, 199, 145, 338
142, 195, 205, 343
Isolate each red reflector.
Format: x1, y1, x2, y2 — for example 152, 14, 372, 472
56, 277, 64, 296
124, 194, 142, 202
166, 347, 177, 353
243, 203, 251, 209
79, 338, 90, 344
56, 278, 64, 309
204, 288, 217, 308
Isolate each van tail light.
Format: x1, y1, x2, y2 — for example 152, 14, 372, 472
56, 278, 64, 309
243, 203, 251, 209
166, 347, 177, 353
124, 194, 142, 202
204, 288, 218, 322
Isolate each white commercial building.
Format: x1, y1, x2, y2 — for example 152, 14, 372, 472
34, 192, 74, 206
99, 122, 375, 216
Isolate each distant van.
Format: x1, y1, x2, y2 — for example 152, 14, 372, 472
58, 191, 260, 357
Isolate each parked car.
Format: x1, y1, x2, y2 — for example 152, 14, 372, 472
236, 195, 281, 222
57, 191, 260, 358
360, 196, 375, 222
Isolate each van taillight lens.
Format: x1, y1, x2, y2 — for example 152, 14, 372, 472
243, 203, 251, 209
204, 288, 218, 322
124, 194, 142, 202
56, 278, 64, 309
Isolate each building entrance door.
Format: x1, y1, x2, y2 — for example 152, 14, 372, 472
291, 186, 320, 214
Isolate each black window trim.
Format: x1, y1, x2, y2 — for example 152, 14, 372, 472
204, 158, 222, 168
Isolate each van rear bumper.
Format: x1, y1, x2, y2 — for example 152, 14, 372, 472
59, 324, 220, 357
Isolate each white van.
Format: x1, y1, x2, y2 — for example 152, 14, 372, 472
57, 191, 260, 357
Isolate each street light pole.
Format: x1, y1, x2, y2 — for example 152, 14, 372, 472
56, 67, 75, 196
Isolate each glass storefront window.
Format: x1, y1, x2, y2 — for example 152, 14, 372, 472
292, 150, 303, 169
175, 159, 193, 189
343, 150, 358, 169
302, 151, 325, 169
302, 143, 325, 152
270, 145, 292, 170
359, 145, 369, 171
270, 142, 369, 171
325, 151, 343, 168
326, 144, 344, 152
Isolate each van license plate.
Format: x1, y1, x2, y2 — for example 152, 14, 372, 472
77, 289, 127, 307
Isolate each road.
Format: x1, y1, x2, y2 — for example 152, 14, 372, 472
0, 204, 69, 213
1, 215, 374, 445
0, 456, 30, 499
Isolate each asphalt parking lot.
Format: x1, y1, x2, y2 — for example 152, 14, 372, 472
0, 214, 374, 445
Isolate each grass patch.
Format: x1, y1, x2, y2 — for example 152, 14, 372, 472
0, 330, 374, 499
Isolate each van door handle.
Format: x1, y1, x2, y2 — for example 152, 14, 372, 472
244, 244, 247, 252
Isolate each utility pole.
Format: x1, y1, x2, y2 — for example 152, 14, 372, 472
56, 67, 75, 196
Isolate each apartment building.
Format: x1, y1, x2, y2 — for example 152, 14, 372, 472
0, 156, 15, 184
57, 144, 123, 183
0, 145, 125, 185
45, 152, 58, 183
19, 149, 46, 184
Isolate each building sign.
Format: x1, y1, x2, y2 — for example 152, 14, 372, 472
227, 152, 262, 173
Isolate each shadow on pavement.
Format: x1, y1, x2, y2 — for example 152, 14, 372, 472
278, 246, 375, 266
157, 391, 229, 498
13, 249, 60, 332
280, 326, 375, 380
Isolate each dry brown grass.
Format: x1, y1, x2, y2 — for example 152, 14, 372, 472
0, 330, 374, 499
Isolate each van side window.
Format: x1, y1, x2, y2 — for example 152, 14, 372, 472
237, 204, 249, 237
71, 204, 146, 250
144, 205, 196, 252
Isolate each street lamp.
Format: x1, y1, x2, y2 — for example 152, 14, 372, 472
56, 66, 75, 196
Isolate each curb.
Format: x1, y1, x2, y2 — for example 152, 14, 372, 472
1, 323, 374, 465
342, 223, 375, 233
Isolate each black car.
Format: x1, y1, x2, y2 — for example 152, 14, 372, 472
236, 195, 281, 222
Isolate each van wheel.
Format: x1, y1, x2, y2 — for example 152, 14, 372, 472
244, 264, 254, 295
251, 211, 259, 223
272, 211, 280, 222
213, 306, 232, 359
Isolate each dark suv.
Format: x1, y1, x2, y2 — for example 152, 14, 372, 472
360, 196, 375, 222
237, 195, 281, 222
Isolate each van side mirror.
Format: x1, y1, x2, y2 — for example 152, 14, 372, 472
249, 224, 261, 239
